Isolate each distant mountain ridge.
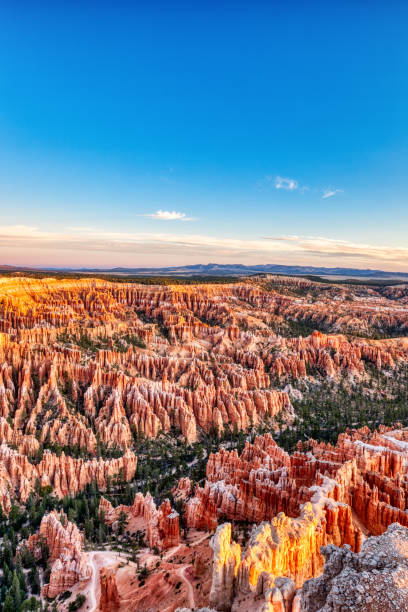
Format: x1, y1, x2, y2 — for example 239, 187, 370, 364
44, 263, 408, 279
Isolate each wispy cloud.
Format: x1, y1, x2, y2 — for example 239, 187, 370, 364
264, 235, 300, 242
258, 174, 342, 198
322, 188, 343, 199
262, 234, 408, 266
1, 225, 408, 271
275, 176, 298, 191
144, 210, 195, 221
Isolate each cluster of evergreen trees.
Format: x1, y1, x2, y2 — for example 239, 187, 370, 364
275, 365, 408, 451
0, 503, 45, 611
0, 479, 130, 610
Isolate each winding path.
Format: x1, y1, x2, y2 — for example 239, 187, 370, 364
176, 565, 195, 609
162, 543, 182, 561
87, 552, 98, 612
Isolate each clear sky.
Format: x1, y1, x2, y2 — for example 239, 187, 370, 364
0, 1, 407, 270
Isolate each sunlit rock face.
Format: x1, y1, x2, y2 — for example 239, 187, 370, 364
178, 521, 408, 611
23, 510, 91, 598
205, 521, 408, 611
209, 524, 241, 611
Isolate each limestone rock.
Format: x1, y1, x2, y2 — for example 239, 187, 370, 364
300, 522, 408, 611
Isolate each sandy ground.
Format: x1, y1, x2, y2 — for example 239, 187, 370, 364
59, 550, 138, 611
57, 529, 212, 612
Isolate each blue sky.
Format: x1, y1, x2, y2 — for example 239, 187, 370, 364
0, 1, 407, 269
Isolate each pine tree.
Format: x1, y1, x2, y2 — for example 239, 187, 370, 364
117, 510, 128, 535
11, 570, 22, 609
16, 560, 27, 594
29, 565, 40, 594
3, 593, 14, 612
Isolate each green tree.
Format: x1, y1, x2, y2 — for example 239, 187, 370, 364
3, 593, 14, 612
117, 510, 128, 535
28, 565, 40, 594
11, 570, 22, 609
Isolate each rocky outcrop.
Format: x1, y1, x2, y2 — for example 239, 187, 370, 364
202, 522, 408, 611
207, 500, 355, 612
99, 567, 120, 611
184, 434, 361, 555
157, 498, 180, 549
24, 510, 91, 598
185, 426, 408, 541
172, 476, 193, 502
300, 522, 408, 611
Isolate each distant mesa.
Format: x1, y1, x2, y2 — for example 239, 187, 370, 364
3, 262, 408, 279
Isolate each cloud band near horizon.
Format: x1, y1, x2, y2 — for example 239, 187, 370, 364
1, 225, 408, 271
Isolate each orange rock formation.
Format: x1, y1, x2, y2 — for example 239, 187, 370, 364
3, 276, 408, 609
99, 566, 120, 611
0, 444, 137, 513
1, 275, 407, 467
24, 510, 91, 598
100, 492, 180, 551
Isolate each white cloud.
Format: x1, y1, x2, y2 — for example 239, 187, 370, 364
259, 175, 342, 198
144, 210, 194, 221
322, 188, 343, 199
275, 176, 298, 191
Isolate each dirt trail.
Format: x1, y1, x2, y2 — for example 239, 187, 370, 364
190, 532, 210, 547
162, 543, 182, 561
87, 552, 98, 612
176, 565, 195, 609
